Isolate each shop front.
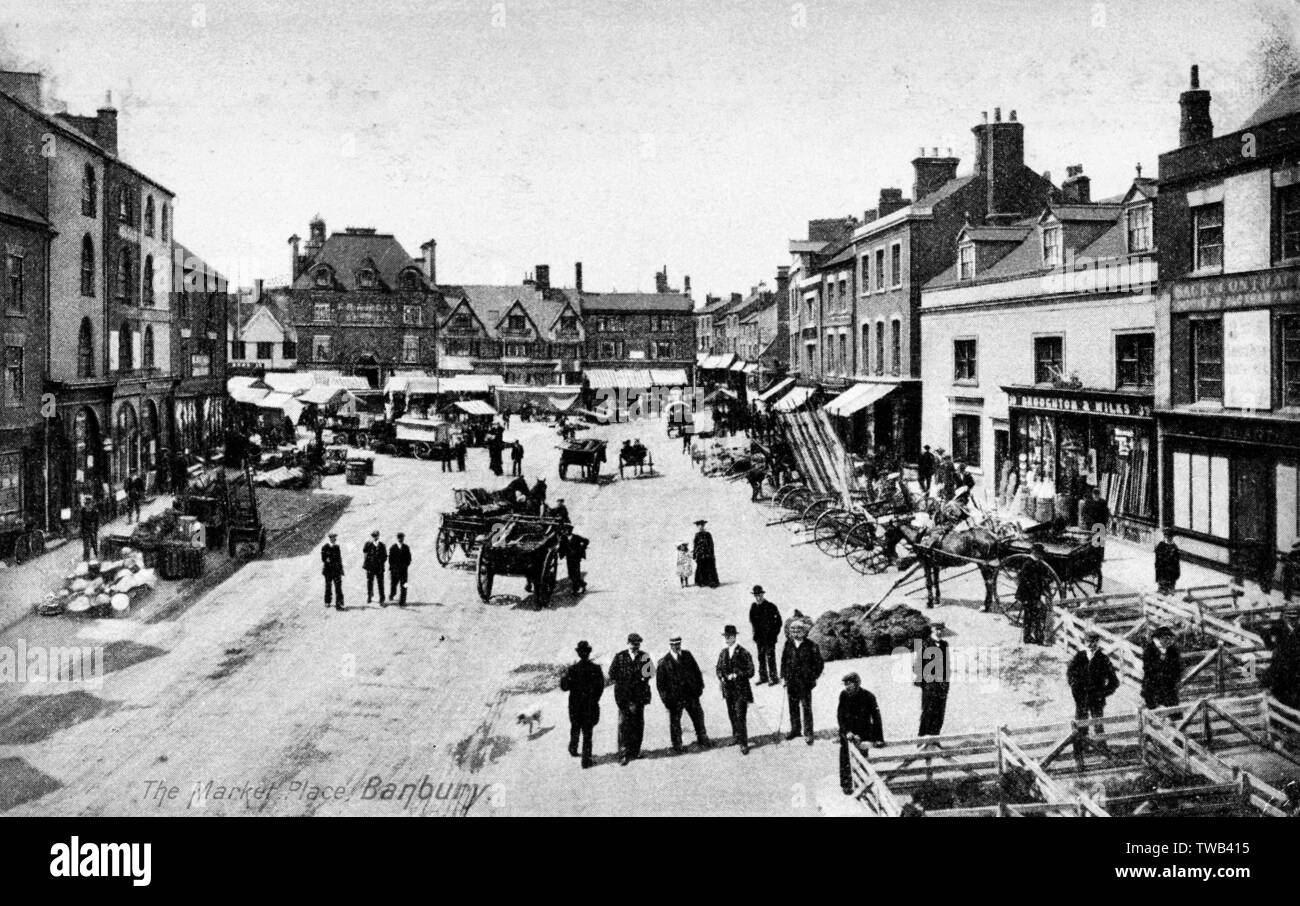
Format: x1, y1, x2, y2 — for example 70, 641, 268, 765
1159, 410, 1298, 580
1005, 386, 1157, 535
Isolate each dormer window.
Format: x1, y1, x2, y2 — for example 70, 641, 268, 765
1041, 226, 1062, 267
399, 270, 420, 292
313, 267, 332, 288
559, 314, 578, 333
357, 268, 377, 288
508, 314, 527, 332
1126, 204, 1152, 252
958, 243, 975, 280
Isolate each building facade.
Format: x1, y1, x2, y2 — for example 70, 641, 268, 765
171, 244, 229, 458
1155, 66, 1300, 578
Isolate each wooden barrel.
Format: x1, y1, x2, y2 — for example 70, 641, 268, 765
345, 461, 368, 485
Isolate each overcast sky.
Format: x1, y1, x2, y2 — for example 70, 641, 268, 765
3, 0, 1297, 300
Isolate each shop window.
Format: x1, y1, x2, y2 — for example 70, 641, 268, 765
1283, 315, 1300, 408
1034, 336, 1064, 384
1171, 450, 1229, 537
954, 339, 977, 384
1193, 203, 1224, 271
1190, 318, 1223, 402
952, 414, 980, 468
1115, 333, 1154, 390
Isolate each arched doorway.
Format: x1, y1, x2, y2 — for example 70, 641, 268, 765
72, 406, 107, 510
353, 353, 381, 390
143, 399, 160, 473
115, 403, 140, 483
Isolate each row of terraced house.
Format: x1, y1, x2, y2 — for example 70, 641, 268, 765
752, 65, 1300, 584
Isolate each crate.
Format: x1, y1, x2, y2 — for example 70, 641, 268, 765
159, 544, 205, 580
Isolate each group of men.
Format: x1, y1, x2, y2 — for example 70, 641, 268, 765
319, 530, 412, 610
915, 445, 975, 501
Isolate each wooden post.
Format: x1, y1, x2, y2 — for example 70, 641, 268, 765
1215, 644, 1226, 698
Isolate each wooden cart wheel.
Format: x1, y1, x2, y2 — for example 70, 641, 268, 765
844, 522, 889, 575
537, 549, 558, 606
813, 509, 849, 556
993, 555, 1062, 626
415, 442, 433, 460
29, 530, 45, 557
435, 526, 455, 566
13, 533, 32, 565
476, 547, 494, 601
800, 496, 837, 530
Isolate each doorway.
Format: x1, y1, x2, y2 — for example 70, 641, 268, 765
993, 429, 1009, 496
1230, 455, 1274, 578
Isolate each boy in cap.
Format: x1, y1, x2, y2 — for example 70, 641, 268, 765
716, 625, 756, 754
609, 633, 653, 765
692, 519, 719, 588
559, 640, 604, 768
321, 532, 345, 610
837, 673, 884, 794
748, 585, 782, 685
1017, 543, 1054, 642
363, 530, 388, 605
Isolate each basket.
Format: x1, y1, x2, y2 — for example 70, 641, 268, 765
345, 461, 368, 486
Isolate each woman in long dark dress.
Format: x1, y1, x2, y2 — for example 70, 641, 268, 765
692, 519, 719, 588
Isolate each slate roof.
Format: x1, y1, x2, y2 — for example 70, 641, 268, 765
580, 292, 693, 313
0, 186, 49, 227
1242, 71, 1300, 130
292, 231, 427, 292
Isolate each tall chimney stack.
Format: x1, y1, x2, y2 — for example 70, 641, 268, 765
574, 262, 583, 293
1061, 164, 1090, 204
534, 264, 550, 292
95, 90, 118, 155
684, 275, 692, 298
912, 149, 960, 202
288, 234, 301, 280
975, 106, 1027, 222
0, 71, 42, 108
1179, 64, 1214, 147
420, 239, 437, 285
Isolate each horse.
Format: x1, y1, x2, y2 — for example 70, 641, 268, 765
900, 523, 1005, 610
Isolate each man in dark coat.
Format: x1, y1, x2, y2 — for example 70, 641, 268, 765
321, 532, 345, 610
363, 530, 388, 605
388, 532, 411, 606
656, 636, 711, 752
609, 633, 653, 766
692, 519, 719, 588
1155, 529, 1181, 595
125, 471, 144, 523
79, 499, 100, 561
559, 640, 604, 769
1018, 544, 1055, 644
551, 498, 571, 525
510, 440, 524, 476
748, 585, 782, 686
716, 625, 755, 754
917, 445, 934, 494
1081, 488, 1111, 590
915, 624, 951, 736
1264, 609, 1300, 709
837, 672, 884, 794
455, 437, 467, 472
487, 436, 503, 476
1067, 632, 1120, 760
563, 530, 588, 595
781, 622, 824, 745
1140, 626, 1181, 711
747, 462, 766, 501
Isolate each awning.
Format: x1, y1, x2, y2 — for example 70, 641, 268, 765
773, 386, 815, 412
297, 385, 354, 407
308, 371, 371, 391
755, 377, 795, 404
649, 368, 689, 386
495, 385, 581, 414
228, 378, 270, 405
729, 359, 749, 372
585, 368, 653, 390
438, 356, 475, 373
695, 352, 710, 367
441, 374, 504, 394
254, 391, 305, 423
743, 363, 759, 374
451, 399, 498, 417
704, 387, 737, 403
823, 382, 896, 418
385, 375, 442, 395
262, 372, 315, 395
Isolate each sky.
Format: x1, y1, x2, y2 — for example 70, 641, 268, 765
2, 0, 1298, 301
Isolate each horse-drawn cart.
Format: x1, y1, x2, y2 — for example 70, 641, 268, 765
617, 442, 655, 478
435, 483, 537, 566
475, 515, 565, 605
992, 527, 1104, 624
558, 439, 607, 481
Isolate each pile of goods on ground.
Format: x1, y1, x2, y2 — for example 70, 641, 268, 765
907, 768, 1042, 812
808, 604, 932, 660
36, 551, 157, 618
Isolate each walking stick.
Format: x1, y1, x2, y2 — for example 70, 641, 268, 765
775, 685, 786, 742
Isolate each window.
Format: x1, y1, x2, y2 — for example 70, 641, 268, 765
861, 323, 869, 372
891, 244, 902, 287
77, 318, 94, 378
826, 331, 835, 372
6, 254, 23, 312
952, 414, 981, 468
559, 314, 578, 334
875, 249, 886, 290
839, 334, 847, 373
1279, 187, 1300, 261
283, 340, 297, 359
1041, 226, 1062, 267
875, 322, 884, 375
256, 341, 273, 360
161, 204, 169, 241
890, 320, 901, 375
231, 340, 246, 360
1171, 450, 1230, 536
1115, 333, 1155, 389
0, 451, 20, 520
954, 339, 977, 383
450, 314, 473, 332
599, 340, 623, 359
357, 268, 377, 288
1127, 204, 1152, 252
402, 335, 419, 363
118, 322, 133, 371
504, 342, 529, 358
402, 305, 423, 326
4, 346, 23, 406
190, 352, 211, 377
838, 279, 848, 310
1193, 203, 1224, 271
1033, 336, 1064, 384
313, 268, 331, 288
312, 303, 330, 323
80, 235, 95, 297
959, 243, 975, 280
144, 196, 155, 236
1191, 318, 1223, 402
118, 186, 133, 224
860, 256, 870, 290
142, 255, 154, 307
82, 165, 96, 217
1283, 315, 1300, 407
313, 335, 332, 361
507, 314, 527, 332
142, 326, 155, 370
117, 248, 131, 300
399, 271, 420, 291
654, 340, 673, 359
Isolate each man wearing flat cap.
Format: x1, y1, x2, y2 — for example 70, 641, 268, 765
1067, 631, 1119, 761
837, 673, 884, 794
363, 530, 388, 605
609, 633, 653, 765
656, 636, 710, 753
716, 625, 755, 754
692, 519, 719, 588
748, 585, 782, 686
560, 640, 604, 768
1141, 626, 1181, 711
321, 532, 345, 610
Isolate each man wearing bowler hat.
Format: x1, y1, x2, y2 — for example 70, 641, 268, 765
609, 633, 653, 766
656, 635, 711, 753
321, 532, 345, 610
559, 640, 604, 769
748, 585, 782, 686
716, 625, 755, 754
692, 519, 719, 588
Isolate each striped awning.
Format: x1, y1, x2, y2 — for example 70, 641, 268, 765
649, 368, 689, 386
451, 399, 498, 417
585, 368, 653, 389
755, 377, 795, 404
441, 374, 504, 394
773, 386, 815, 412
824, 382, 896, 418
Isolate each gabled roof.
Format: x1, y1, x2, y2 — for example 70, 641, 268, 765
1040, 203, 1121, 224
439, 292, 494, 335
0, 185, 49, 227
292, 231, 426, 292
1119, 179, 1158, 205
856, 174, 980, 239
958, 225, 1034, 243
579, 292, 693, 313
1242, 71, 1300, 130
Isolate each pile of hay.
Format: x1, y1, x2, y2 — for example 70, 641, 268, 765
37, 551, 157, 618
808, 604, 931, 660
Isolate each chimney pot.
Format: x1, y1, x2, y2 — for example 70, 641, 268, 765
104, 90, 114, 108
1191, 64, 1199, 89
982, 110, 989, 123
1009, 109, 1017, 122
994, 106, 1001, 122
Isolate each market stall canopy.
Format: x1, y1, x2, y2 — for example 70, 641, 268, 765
649, 368, 689, 386
384, 375, 442, 395
699, 353, 739, 370
824, 382, 896, 418
729, 359, 749, 372
585, 368, 654, 390
297, 385, 355, 408
755, 377, 796, 404
308, 371, 371, 391
255, 391, 305, 423
438, 355, 475, 373
450, 399, 498, 417
495, 384, 580, 415
228, 376, 270, 405
262, 371, 315, 395
704, 387, 738, 403
440, 374, 505, 394
773, 385, 815, 412
742, 363, 759, 374
695, 352, 710, 367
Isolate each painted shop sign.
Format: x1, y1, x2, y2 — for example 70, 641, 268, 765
1007, 391, 1153, 419
1168, 269, 1300, 307
1162, 412, 1300, 448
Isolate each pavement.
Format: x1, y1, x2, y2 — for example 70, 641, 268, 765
0, 416, 1272, 817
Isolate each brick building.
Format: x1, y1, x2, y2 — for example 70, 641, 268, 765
171, 244, 230, 457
